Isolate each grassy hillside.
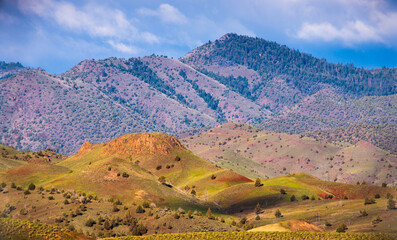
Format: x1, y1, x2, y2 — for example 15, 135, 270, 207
108, 231, 397, 240
182, 122, 397, 187
0, 218, 91, 240
0, 133, 259, 210
306, 123, 397, 153
0, 144, 65, 172
1, 132, 396, 238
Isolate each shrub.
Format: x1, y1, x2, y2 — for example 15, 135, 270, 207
190, 189, 196, 196
301, 195, 309, 200
211, 174, 216, 180
325, 222, 332, 226
372, 216, 382, 224
130, 223, 147, 236
254, 178, 261, 187
158, 176, 166, 184
275, 209, 282, 218
174, 156, 181, 162
364, 197, 375, 205
382, 182, 387, 187
11, 182, 16, 188
24, 190, 31, 195
85, 218, 96, 227
374, 193, 380, 199
156, 165, 162, 170
28, 183, 36, 190
104, 219, 112, 230
174, 212, 180, 219
336, 223, 347, 232
255, 215, 260, 220
48, 196, 54, 200
240, 217, 247, 225
112, 205, 119, 212
386, 193, 392, 199
360, 210, 368, 217
122, 172, 129, 178
114, 199, 122, 205
142, 201, 150, 208
280, 189, 286, 194
255, 203, 261, 214
20, 208, 28, 215
206, 208, 215, 220
136, 205, 145, 213
290, 195, 296, 202
387, 198, 396, 210
243, 223, 254, 230
187, 210, 193, 219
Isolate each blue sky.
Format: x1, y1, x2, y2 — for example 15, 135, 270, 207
1, 0, 397, 74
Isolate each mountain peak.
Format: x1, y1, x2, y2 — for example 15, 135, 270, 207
103, 132, 184, 156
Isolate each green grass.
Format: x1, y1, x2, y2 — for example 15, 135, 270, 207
108, 231, 397, 240
0, 218, 90, 240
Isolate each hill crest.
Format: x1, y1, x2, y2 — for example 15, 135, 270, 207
103, 132, 184, 156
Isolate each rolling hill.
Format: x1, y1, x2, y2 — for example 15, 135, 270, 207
0, 132, 396, 238
0, 34, 395, 155
182, 122, 397, 187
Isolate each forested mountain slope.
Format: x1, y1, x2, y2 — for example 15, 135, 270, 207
0, 34, 395, 154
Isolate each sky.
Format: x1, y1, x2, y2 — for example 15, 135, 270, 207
1, 0, 397, 74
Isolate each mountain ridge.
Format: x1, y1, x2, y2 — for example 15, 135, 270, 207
0, 33, 395, 154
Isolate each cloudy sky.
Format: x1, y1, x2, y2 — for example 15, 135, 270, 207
1, 0, 397, 73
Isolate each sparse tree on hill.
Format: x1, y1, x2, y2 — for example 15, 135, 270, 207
290, 195, 296, 202
255, 203, 261, 214
135, 205, 145, 213
275, 209, 282, 218
28, 183, 36, 190
336, 223, 347, 232
387, 198, 396, 210
360, 209, 368, 217
254, 178, 261, 187
206, 208, 214, 220
364, 197, 376, 205
104, 219, 111, 230
187, 210, 193, 219
158, 176, 166, 184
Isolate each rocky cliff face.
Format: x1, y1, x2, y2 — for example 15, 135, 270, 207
103, 133, 184, 156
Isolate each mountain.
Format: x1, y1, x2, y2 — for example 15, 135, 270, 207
0, 34, 396, 154
0, 61, 24, 79
182, 122, 397, 187
181, 33, 396, 133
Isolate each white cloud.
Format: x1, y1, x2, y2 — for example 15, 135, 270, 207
16, 0, 159, 53
108, 40, 138, 54
138, 4, 187, 24
297, 21, 381, 44
293, 0, 397, 45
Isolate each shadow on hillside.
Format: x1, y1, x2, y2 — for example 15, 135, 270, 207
222, 194, 283, 214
